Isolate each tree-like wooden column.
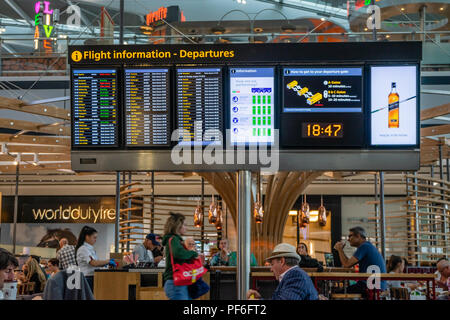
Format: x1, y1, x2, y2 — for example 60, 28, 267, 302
197, 171, 322, 264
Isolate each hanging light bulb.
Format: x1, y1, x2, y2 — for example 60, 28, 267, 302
254, 201, 264, 224
194, 200, 203, 228
208, 194, 218, 224
214, 203, 223, 230
318, 195, 327, 226
301, 194, 310, 225
254, 173, 264, 223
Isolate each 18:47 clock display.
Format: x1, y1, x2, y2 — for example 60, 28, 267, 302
301, 122, 343, 138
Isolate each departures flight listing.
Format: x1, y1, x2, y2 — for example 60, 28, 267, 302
125, 69, 170, 146
72, 69, 118, 146
176, 68, 222, 144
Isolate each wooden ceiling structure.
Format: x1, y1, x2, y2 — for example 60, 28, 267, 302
0, 96, 71, 173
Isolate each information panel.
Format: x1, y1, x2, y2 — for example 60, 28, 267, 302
283, 67, 363, 113
370, 65, 418, 146
72, 69, 118, 147
176, 67, 223, 146
229, 67, 275, 145
124, 68, 170, 147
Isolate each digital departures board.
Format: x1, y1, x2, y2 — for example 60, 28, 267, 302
229, 67, 275, 145
72, 69, 118, 147
176, 68, 223, 146
283, 67, 363, 113
125, 69, 170, 147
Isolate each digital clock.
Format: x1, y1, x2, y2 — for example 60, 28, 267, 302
301, 123, 343, 138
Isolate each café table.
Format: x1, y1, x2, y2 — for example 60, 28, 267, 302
309, 272, 437, 300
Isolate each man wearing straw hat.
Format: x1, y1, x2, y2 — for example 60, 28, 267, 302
247, 243, 318, 300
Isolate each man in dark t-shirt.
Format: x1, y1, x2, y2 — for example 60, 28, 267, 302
334, 226, 387, 295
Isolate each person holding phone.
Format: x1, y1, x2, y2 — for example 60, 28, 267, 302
75, 226, 111, 292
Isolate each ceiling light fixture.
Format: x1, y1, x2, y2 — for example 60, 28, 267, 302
13, 153, 21, 166
32, 154, 39, 166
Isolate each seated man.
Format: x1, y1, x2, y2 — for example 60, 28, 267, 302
333, 226, 387, 295
132, 233, 161, 264
246, 243, 318, 300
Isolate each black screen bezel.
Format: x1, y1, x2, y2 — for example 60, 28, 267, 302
122, 66, 172, 149
226, 65, 277, 148
279, 64, 365, 148
367, 63, 420, 149
70, 66, 121, 149
174, 65, 225, 148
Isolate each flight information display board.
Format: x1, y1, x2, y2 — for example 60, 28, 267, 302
124, 68, 170, 147
229, 67, 275, 145
176, 67, 223, 146
72, 69, 118, 147
283, 67, 363, 113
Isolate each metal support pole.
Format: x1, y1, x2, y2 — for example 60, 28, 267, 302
12, 165, 19, 254
127, 172, 132, 252
413, 172, 420, 265
405, 172, 412, 262
447, 158, 450, 182
429, 165, 436, 247
119, 0, 124, 45
379, 171, 386, 261
439, 145, 448, 249
237, 170, 251, 300
372, 9, 377, 41
151, 171, 154, 233
115, 172, 120, 253
420, 5, 427, 42
201, 177, 205, 253
374, 173, 379, 248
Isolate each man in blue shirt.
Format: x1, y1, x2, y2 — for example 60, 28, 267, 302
334, 226, 387, 296
246, 243, 318, 300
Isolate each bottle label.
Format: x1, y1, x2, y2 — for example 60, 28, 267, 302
388, 101, 399, 123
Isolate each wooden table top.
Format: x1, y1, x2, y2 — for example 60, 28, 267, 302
309, 272, 436, 279
250, 272, 435, 280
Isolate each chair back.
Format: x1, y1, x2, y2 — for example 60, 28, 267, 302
390, 287, 410, 300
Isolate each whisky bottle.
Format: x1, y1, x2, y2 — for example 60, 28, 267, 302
388, 82, 399, 128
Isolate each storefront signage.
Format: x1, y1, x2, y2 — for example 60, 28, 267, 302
0, 196, 121, 224
34, 1, 55, 51
145, 5, 185, 27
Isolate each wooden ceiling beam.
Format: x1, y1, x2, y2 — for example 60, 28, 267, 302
0, 154, 70, 162
0, 118, 69, 136
421, 103, 450, 121
0, 133, 70, 146
0, 163, 71, 173
5, 145, 69, 154
421, 124, 450, 137
0, 96, 70, 120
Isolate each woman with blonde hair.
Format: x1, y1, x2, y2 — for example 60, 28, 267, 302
162, 212, 198, 300
24, 257, 47, 294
